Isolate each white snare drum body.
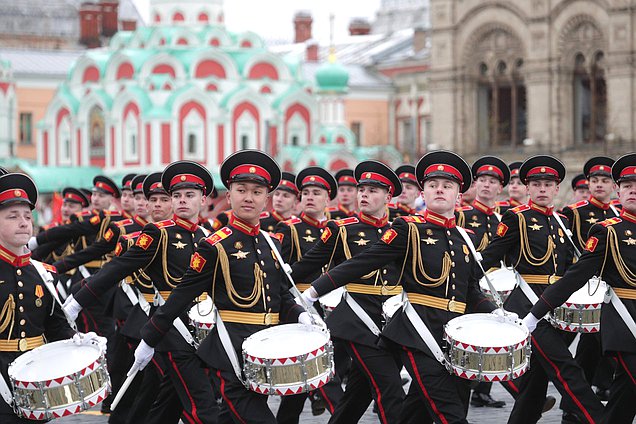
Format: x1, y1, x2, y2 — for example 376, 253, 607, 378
319, 287, 344, 317
242, 324, 334, 396
479, 267, 517, 303
382, 294, 403, 321
189, 297, 215, 342
8, 340, 110, 420
444, 313, 530, 382
550, 279, 606, 333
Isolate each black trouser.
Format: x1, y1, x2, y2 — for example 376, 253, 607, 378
508, 322, 604, 424
275, 375, 343, 424
602, 352, 636, 424
576, 333, 614, 391
400, 346, 470, 424
145, 350, 219, 424
212, 368, 276, 424
106, 327, 135, 424
125, 351, 170, 424
328, 340, 404, 424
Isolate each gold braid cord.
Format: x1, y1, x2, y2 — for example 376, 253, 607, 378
457, 211, 465, 228
603, 227, 636, 287
337, 226, 378, 280
215, 243, 262, 308
477, 232, 490, 252
516, 213, 555, 267
0, 295, 15, 339
571, 209, 585, 251
288, 224, 302, 262
398, 222, 451, 288
136, 228, 168, 289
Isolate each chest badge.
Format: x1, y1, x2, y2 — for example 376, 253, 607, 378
586, 217, 599, 224
35, 284, 44, 307
358, 232, 366, 237
530, 217, 538, 223
354, 238, 370, 246
529, 223, 543, 231
626, 230, 633, 236
622, 237, 636, 246
172, 241, 187, 249
231, 250, 250, 259
421, 237, 438, 245
175, 233, 182, 240
303, 234, 317, 243
234, 241, 243, 249
426, 229, 433, 236
468, 221, 481, 228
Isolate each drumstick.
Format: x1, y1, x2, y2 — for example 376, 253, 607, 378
110, 369, 138, 411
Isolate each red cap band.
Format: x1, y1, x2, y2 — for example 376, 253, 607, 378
279, 179, 299, 192
620, 166, 636, 178
359, 172, 395, 194
590, 165, 611, 175
64, 193, 85, 203
338, 175, 356, 184
123, 181, 133, 189
150, 182, 164, 191
476, 165, 504, 180
0, 189, 29, 204
134, 183, 143, 191
95, 181, 116, 195
511, 169, 520, 176
423, 164, 463, 183
399, 172, 417, 181
302, 175, 331, 193
575, 179, 589, 188
526, 166, 559, 179
170, 173, 206, 189
229, 164, 271, 183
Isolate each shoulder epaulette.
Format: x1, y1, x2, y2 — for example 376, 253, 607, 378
568, 200, 589, 209
79, 210, 94, 217
600, 217, 622, 227
115, 218, 134, 227
42, 263, 57, 273
122, 231, 141, 240
511, 204, 531, 214
332, 217, 359, 226
282, 217, 302, 226
259, 211, 271, 219
400, 215, 426, 223
387, 202, 397, 208
495, 200, 510, 207
205, 227, 233, 246
153, 219, 175, 229
103, 210, 122, 217
326, 206, 339, 212
460, 205, 473, 211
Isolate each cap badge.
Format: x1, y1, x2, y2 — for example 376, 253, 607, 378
249, 167, 256, 173
488, 166, 493, 171
14, 190, 21, 197
180, 176, 186, 182
365, 172, 372, 179
540, 167, 546, 173
310, 176, 316, 182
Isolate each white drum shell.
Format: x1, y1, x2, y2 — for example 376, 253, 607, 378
550, 279, 606, 333
479, 267, 517, 303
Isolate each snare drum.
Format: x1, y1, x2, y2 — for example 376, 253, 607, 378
8, 339, 110, 420
444, 313, 530, 382
479, 267, 517, 303
242, 324, 334, 396
188, 296, 215, 342
319, 287, 344, 317
550, 279, 606, 333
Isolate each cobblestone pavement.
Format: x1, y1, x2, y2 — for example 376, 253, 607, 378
58, 382, 568, 423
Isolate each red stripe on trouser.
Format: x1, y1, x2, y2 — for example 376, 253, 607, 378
402, 347, 448, 424
505, 380, 519, 394
617, 353, 636, 386
531, 336, 595, 424
167, 352, 202, 424
349, 342, 388, 424
318, 386, 335, 413
216, 370, 247, 424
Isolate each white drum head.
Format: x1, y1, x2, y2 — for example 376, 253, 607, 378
189, 297, 215, 324
319, 287, 344, 310
9, 340, 101, 382
445, 313, 528, 347
243, 324, 328, 359
566, 279, 606, 305
480, 267, 517, 292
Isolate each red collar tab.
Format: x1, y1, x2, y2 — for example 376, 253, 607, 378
397, 203, 415, 214
0, 245, 31, 267
359, 212, 388, 228
278, 179, 298, 193
170, 174, 206, 191
64, 192, 85, 204
589, 196, 610, 210
301, 212, 325, 228
529, 200, 554, 216
475, 164, 504, 181
122, 210, 133, 219
526, 166, 559, 180
301, 175, 331, 194
95, 181, 116, 195
359, 171, 395, 194
423, 164, 463, 184
473, 199, 495, 215
271, 210, 288, 222
0, 189, 29, 204
230, 214, 260, 236
424, 209, 456, 228
510, 198, 522, 207
173, 215, 199, 232
229, 164, 271, 184
620, 209, 636, 224
134, 215, 148, 226
338, 175, 357, 185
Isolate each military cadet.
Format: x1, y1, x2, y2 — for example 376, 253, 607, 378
479, 155, 604, 424
299, 150, 500, 424
120, 173, 137, 219
0, 172, 99, 424
328, 169, 358, 219
145, 172, 173, 223
571, 174, 591, 203
64, 161, 217, 424
133, 150, 309, 424
275, 166, 344, 422
388, 165, 420, 221
292, 160, 404, 423
496, 161, 527, 214
260, 171, 298, 232
523, 152, 636, 424
460, 180, 476, 207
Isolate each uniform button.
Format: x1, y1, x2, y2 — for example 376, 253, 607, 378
451, 262, 456, 267
20, 331, 26, 338
257, 249, 262, 254
194, 243, 198, 248
446, 230, 451, 236
452, 284, 456, 290
384, 280, 389, 285
255, 238, 259, 244
18, 294, 23, 300
17, 281, 23, 287
266, 284, 270, 290
16, 269, 22, 276
448, 240, 453, 246
19, 306, 24, 312
451, 296, 456, 300
378, 229, 382, 233
263, 273, 267, 278
451, 251, 455, 256
267, 296, 271, 302
382, 269, 387, 275
452, 273, 456, 278
19, 319, 25, 326
260, 260, 265, 266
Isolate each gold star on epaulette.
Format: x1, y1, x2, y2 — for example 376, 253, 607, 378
231, 250, 250, 259
172, 241, 187, 249
421, 237, 438, 245
529, 223, 543, 231
622, 237, 636, 246
354, 239, 369, 246
303, 235, 317, 243
586, 217, 599, 224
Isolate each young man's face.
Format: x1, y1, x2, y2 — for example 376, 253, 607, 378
618, 180, 636, 213
61, 201, 82, 221
573, 187, 590, 202
422, 178, 460, 215
300, 187, 329, 216
461, 182, 476, 205
336, 185, 356, 208
171, 189, 205, 221
133, 193, 149, 219
90, 190, 112, 210
527, 180, 559, 207
120, 190, 134, 212
397, 182, 420, 207
0, 204, 33, 251
272, 190, 297, 217
357, 185, 391, 217
149, 194, 172, 222
508, 177, 526, 202
226, 182, 269, 224
474, 175, 502, 204
589, 176, 615, 203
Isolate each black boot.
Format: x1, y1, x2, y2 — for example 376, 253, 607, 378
470, 392, 506, 408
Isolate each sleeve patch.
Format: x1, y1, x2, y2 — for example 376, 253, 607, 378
104, 228, 114, 241
89, 215, 101, 225
321, 227, 332, 242
205, 227, 233, 246
114, 242, 123, 256
271, 233, 284, 243
585, 236, 599, 252
135, 233, 154, 250
190, 252, 207, 272
496, 222, 509, 237
381, 228, 398, 244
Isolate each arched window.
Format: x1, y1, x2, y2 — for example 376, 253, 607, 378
236, 112, 257, 150
183, 109, 204, 159
124, 112, 139, 161
286, 113, 308, 146
89, 106, 105, 162
573, 52, 606, 144
59, 116, 72, 165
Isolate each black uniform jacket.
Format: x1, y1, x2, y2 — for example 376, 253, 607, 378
292, 213, 400, 347
561, 196, 620, 252
141, 214, 304, 372
480, 201, 574, 317
310, 210, 495, 356
530, 210, 636, 354
456, 200, 501, 251
388, 202, 416, 221
326, 204, 357, 221
259, 210, 290, 233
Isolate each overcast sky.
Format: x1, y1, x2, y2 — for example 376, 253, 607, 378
133, 0, 383, 43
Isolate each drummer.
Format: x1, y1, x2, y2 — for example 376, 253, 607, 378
260, 171, 298, 232
388, 164, 419, 220
299, 150, 499, 423
496, 161, 526, 214
523, 152, 636, 423
292, 160, 405, 423
134, 150, 309, 424
479, 155, 604, 423
571, 173, 591, 203
328, 168, 358, 219
0, 172, 98, 424
120, 173, 138, 219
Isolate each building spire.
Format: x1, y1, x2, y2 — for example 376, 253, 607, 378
329, 13, 336, 64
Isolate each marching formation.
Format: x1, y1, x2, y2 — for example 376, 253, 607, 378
0, 149, 634, 424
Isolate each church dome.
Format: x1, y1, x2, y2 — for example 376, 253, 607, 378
315, 60, 349, 93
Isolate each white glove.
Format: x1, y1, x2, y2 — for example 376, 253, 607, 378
63, 297, 82, 322
298, 312, 313, 326
129, 340, 154, 376
73, 331, 107, 351
295, 287, 319, 306
522, 313, 540, 333
491, 308, 519, 324
27, 236, 38, 251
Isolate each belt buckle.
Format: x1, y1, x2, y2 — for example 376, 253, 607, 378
447, 300, 457, 312
381, 286, 390, 296
264, 313, 273, 326
18, 338, 28, 352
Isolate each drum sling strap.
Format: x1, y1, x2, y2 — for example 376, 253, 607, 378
213, 307, 244, 384
605, 287, 636, 341
31, 260, 77, 331
552, 211, 583, 259
402, 295, 446, 364
343, 291, 381, 336
0, 369, 11, 406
